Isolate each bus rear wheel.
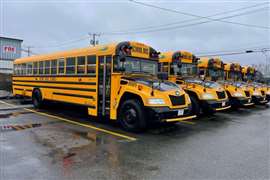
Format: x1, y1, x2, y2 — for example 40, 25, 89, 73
119, 99, 146, 132
32, 89, 44, 109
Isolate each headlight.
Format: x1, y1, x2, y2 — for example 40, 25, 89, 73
233, 92, 244, 97
148, 98, 165, 105
252, 91, 261, 96
201, 93, 215, 100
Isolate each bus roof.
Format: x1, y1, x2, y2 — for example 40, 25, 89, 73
159, 50, 194, 64
14, 41, 158, 64
224, 62, 241, 72
198, 57, 223, 69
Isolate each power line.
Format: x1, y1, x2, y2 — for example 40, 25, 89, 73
103, 6, 269, 35
127, 0, 270, 31
197, 48, 270, 57
195, 43, 270, 55
106, 2, 268, 33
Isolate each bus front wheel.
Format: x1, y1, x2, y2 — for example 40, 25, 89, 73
32, 89, 44, 109
119, 99, 146, 132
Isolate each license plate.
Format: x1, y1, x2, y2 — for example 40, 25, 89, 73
177, 109, 184, 116
222, 101, 226, 107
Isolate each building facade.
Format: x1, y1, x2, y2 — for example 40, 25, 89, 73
0, 36, 23, 74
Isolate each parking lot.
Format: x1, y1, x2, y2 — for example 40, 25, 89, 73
0, 99, 269, 180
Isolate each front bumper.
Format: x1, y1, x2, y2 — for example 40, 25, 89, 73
252, 95, 268, 105
147, 105, 196, 123
230, 97, 253, 107
201, 99, 231, 112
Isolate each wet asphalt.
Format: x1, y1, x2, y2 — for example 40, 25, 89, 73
0, 99, 269, 180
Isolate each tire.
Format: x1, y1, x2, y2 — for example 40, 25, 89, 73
32, 89, 44, 109
118, 99, 146, 132
190, 96, 201, 116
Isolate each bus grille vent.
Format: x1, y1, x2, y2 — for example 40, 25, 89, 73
216, 91, 226, 99
169, 95, 185, 106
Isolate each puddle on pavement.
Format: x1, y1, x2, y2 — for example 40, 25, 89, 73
0, 111, 33, 119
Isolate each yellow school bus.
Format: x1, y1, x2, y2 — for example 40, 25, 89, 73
242, 66, 268, 104
13, 41, 195, 132
159, 51, 230, 116
198, 58, 253, 108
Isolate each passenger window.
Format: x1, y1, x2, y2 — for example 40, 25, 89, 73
27, 63, 33, 75
39, 61, 44, 75
45, 61, 50, 74
33, 62, 38, 75
77, 56, 86, 74
13, 64, 18, 75
22, 63, 26, 75
51, 60, 57, 75
87, 55, 96, 74
58, 58, 65, 74
66, 57, 76, 74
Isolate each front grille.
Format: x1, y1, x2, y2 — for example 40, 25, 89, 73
216, 91, 226, 99
261, 91, 265, 96
169, 95, 185, 106
245, 91, 250, 97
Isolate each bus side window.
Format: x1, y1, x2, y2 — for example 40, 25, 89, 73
58, 58, 65, 74
45, 61, 51, 75
39, 61, 44, 75
51, 60, 57, 75
66, 57, 76, 74
33, 62, 38, 75
87, 55, 96, 74
27, 63, 33, 75
77, 56, 86, 74
14, 64, 18, 75
22, 63, 26, 75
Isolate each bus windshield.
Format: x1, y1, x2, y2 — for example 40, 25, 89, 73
124, 57, 158, 75
171, 62, 197, 76
228, 71, 242, 81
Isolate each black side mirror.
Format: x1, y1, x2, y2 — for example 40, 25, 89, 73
157, 72, 168, 81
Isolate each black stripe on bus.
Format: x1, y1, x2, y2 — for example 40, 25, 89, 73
12, 74, 96, 78
53, 92, 94, 99
13, 83, 96, 92
51, 99, 96, 109
14, 88, 32, 92
13, 80, 96, 85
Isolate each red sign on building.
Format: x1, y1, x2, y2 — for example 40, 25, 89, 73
3, 46, 16, 53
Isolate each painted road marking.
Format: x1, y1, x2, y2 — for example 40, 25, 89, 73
0, 100, 137, 141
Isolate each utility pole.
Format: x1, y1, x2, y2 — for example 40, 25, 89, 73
24, 46, 34, 56
88, 33, 100, 47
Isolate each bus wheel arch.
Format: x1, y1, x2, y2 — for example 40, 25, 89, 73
32, 88, 44, 109
117, 92, 146, 132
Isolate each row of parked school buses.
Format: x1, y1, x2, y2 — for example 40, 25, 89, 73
12, 41, 270, 132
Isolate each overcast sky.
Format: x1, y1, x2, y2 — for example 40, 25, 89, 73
1, 0, 269, 66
